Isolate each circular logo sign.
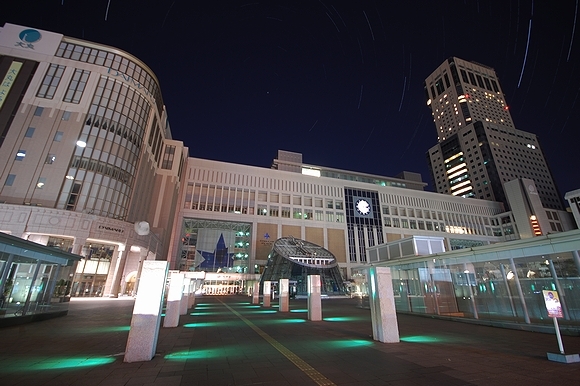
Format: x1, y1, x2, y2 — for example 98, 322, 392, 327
19, 29, 42, 44
355, 199, 371, 215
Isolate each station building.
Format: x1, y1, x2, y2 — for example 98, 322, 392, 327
1, 23, 578, 311
169, 150, 538, 281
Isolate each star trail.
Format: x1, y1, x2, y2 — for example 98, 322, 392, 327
2, 1, 579, 197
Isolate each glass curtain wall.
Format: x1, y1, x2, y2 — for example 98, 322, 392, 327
356, 232, 580, 329
1, 251, 76, 320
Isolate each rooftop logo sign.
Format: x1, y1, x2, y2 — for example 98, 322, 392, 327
0, 24, 62, 56
16, 29, 42, 49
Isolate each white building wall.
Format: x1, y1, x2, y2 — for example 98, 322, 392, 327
174, 157, 511, 279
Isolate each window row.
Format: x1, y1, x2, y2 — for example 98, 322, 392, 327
36, 64, 91, 103
55, 41, 163, 113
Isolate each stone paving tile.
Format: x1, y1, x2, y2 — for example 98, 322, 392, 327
2, 296, 580, 386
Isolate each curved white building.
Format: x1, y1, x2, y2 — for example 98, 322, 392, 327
0, 23, 187, 297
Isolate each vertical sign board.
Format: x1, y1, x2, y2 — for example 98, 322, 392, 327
543, 289, 580, 363
0, 61, 23, 110
543, 290, 563, 318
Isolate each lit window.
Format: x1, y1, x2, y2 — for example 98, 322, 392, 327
36, 177, 46, 189
45, 154, 56, 164
15, 150, 26, 161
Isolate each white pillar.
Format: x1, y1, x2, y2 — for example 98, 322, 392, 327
263, 281, 271, 307
368, 267, 400, 343
187, 279, 196, 309
134, 248, 149, 296
279, 279, 289, 312
252, 282, 260, 304
180, 277, 191, 315
308, 275, 322, 321
163, 271, 184, 328
108, 244, 126, 298
124, 261, 168, 362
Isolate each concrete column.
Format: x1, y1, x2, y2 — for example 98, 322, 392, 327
108, 244, 126, 298
163, 271, 184, 328
71, 238, 86, 256
187, 279, 196, 309
307, 275, 322, 321
180, 277, 191, 315
263, 281, 271, 307
252, 282, 260, 304
133, 248, 149, 296
572, 251, 580, 276
124, 261, 168, 362
279, 278, 289, 312
368, 267, 400, 343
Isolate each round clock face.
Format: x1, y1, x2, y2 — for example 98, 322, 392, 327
355, 199, 371, 215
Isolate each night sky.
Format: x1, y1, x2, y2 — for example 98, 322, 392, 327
2, 1, 580, 199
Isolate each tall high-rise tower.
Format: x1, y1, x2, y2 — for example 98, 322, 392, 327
425, 57, 564, 211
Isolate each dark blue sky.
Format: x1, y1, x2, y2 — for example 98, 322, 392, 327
3, 1, 579, 198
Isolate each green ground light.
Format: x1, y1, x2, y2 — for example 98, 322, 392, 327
323, 339, 374, 349
400, 335, 445, 343
248, 309, 278, 314
323, 316, 364, 322
3, 356, 116, 372
89, 326, 131, 333
259, 318, 306, 324
190, 311, 233, 316
165, 344, 253, 361
184, 321, 243, 328
290, 309, 308, 313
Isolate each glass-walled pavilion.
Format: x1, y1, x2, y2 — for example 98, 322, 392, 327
0, 232, 80, 325
358, 230, 580, 331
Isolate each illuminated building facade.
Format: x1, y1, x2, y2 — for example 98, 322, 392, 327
0, 23, 186, 298
170, 150, 523, 279
425, 57, 564, 212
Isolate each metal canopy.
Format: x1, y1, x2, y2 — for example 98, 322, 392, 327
0, 232, 82, 266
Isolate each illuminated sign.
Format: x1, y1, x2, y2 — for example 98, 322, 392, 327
98, 225, 125, 234
0, 61, 23, 109
543, 290, 563, 318
16, 28, 42, 49
530, 215, 542, 236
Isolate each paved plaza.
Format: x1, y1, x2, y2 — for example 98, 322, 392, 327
1, 296, 580, 385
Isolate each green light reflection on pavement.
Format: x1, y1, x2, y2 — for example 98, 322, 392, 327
3, 356, 116, 372
260, 318, 306, 324
190, 311, 231, 316
248, 310, 277, 314
323, 316, 364, 322
400, 335, 446, 343
184, 321, 242, 328
165, 347, 242, 361
90, 326, 131, 332
324, 339, 374, 348
290, 309, 307, 313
